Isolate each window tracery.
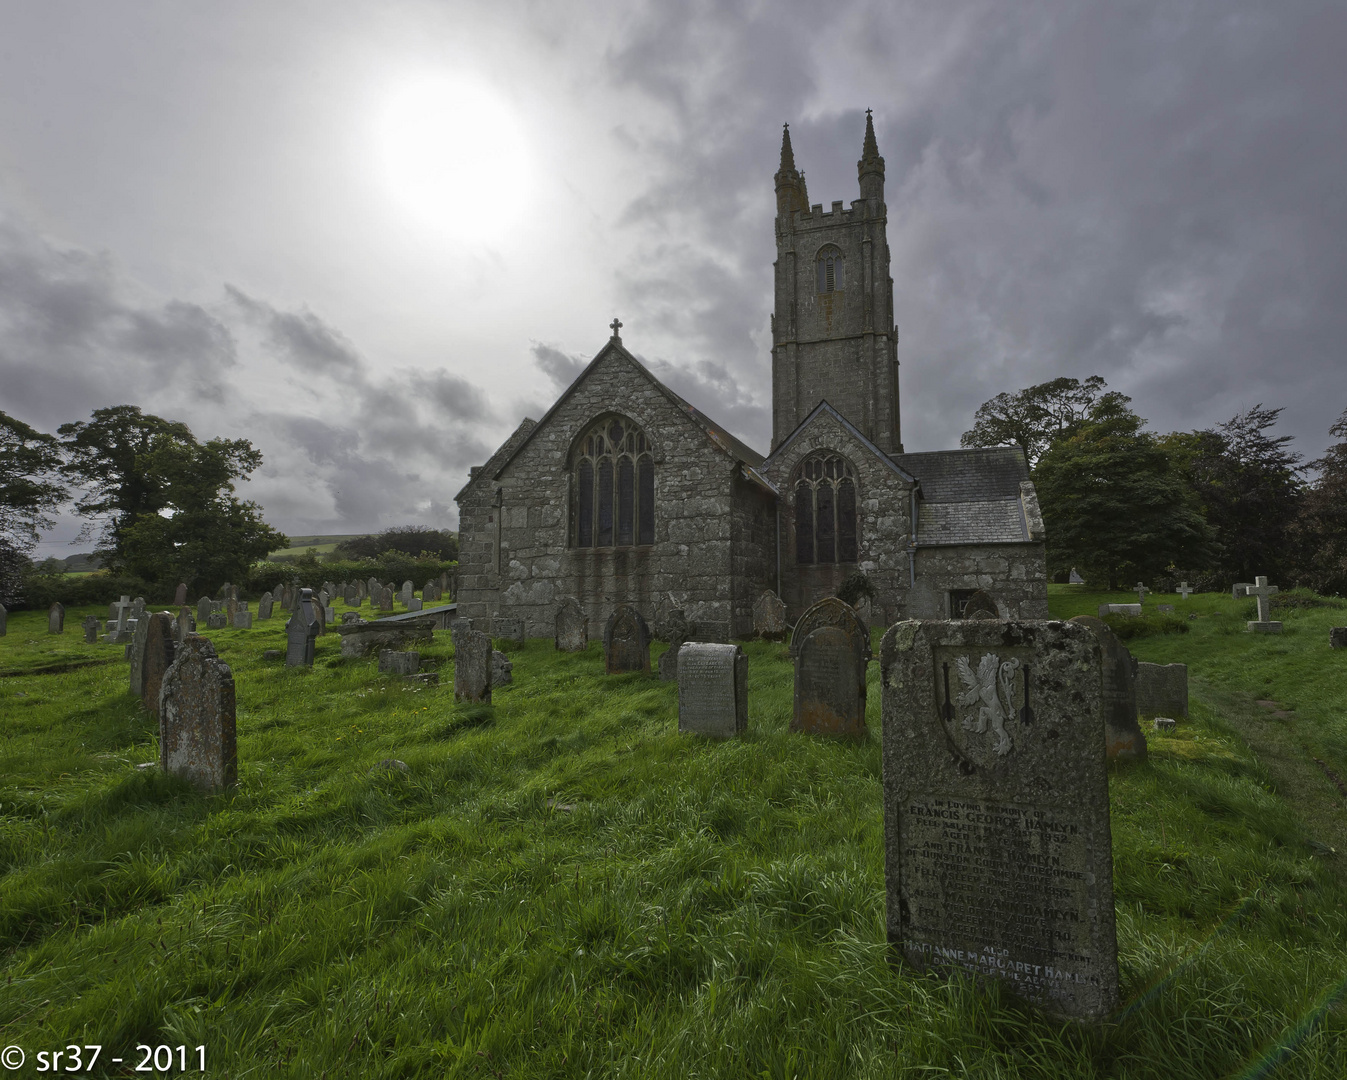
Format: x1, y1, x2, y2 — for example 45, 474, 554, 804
573, 417, 654, 548
794, 452, 858, 564
816, 245, 845, 293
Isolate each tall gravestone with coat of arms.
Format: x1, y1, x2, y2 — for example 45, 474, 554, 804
880, 618, 1118, 1019
789, 597, 871, 735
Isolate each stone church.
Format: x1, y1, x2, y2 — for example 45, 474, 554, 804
456, 114, 1048, 640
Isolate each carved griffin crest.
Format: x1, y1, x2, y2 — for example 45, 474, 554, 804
955, 653, 1020, 757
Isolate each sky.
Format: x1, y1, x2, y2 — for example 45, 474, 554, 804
2, 0, 1344, 557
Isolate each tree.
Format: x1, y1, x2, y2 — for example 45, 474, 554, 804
960, 376, 1131, 467
59, 406, 285, 589
1034, 405, 1211, 589
0, 410, 67, 553
334, 525, 458, 562
1290, 407, 1347, 595
1166, 405, 1303, 584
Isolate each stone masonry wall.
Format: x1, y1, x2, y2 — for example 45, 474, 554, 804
907, 543, 1050, 620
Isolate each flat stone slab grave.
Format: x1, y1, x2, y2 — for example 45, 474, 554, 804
880, 619, 1118, 1020
677, 643, 747, 738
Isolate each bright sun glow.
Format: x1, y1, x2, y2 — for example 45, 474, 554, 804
374, 73, 531, 241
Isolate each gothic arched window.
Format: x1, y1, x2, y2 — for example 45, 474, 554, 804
794, 453, 858, 565
816, 245, 845, 293
573, 416, 655, 548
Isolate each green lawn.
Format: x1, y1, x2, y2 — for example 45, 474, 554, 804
1, 590, 1344, 1077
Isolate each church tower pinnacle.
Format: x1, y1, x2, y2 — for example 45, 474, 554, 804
770, 113, 901, 453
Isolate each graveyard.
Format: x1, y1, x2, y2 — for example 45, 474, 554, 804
1, 585, 1345, 1077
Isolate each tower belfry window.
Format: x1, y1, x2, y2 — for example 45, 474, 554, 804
815, 246, 844, 293
572, 416, 655, 548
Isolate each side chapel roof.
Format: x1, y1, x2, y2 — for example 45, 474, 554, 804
892, 446, 1041, 546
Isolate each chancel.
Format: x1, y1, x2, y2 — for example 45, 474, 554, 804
456, 115, 1049, 638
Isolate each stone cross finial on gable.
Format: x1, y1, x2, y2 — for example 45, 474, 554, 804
1244, 576, 1279, 623
1135, 582, 1148, 605
610, 317, 622, 340
1177, 582, 1193, 601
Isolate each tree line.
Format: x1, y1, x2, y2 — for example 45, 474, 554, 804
962, 378, 1347, 593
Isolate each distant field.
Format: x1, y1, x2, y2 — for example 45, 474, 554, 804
267, 534, 365, 560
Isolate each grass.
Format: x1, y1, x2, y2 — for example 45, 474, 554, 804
267, 535, 365, 560
1, 589, 1345, 1077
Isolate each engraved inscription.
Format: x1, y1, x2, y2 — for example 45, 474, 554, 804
679, 650, 733, 723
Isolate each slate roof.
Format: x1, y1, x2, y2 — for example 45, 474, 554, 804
893, 447, 1036, 546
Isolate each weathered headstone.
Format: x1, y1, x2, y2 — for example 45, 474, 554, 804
789, 597, 870, 735
1177, 582, 1194, 601
452, 624, 492, 703
400, 580, 414, 606
205, 611, 227, 630
752, 590, 788, 639
82, 614, 100, 643
158, 634, 236, 792
1330, 627, 1347, 649
233, 611, 253, 629
406, 598, 422, 612
129, 609, 152, 696
285, 588, 321, 667
961, 590, 1000, 619
216, 582, 231, 600
257, 592, 274, 620
175, 607, 194, 644
344, 584, 359, 606
604, 606, 652, 675
1097, 604, 1142, 617
492, 649, 513, 686
224, 597, 239, 624
173, 582, 188, 606
197, 596, 214, 626
440, 571, 450, 591
1135, 662, 1188, 719
317, 589, 330, 612
48, 601, 65, 633
140, 612, 177, 719
1232, 582, 1253, 602
378, 587, 393, 612
554, 596, 588, 652
1068, 568, 1085, 584
678, 643, 747, 738
423, 580, 439, 602
657, 609, 693, 681
1069, 616, 1146, 761
880, 618, 1118, 1019
494, 616, 524, 645
378, 649, 421, 675
1243, 576, 1282, 633
0, 602, 6, 636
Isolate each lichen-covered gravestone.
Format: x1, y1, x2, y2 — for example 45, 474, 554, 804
285, 589, 322, 667
378, 650, 420, 675
789, 597, 871, 735
492, 649, 513, 686
880, 619, 1118, 1019
1135, 662, 1188, 718
378, 587, 393, 612
257, 592, 273, 620
554, 596, 588, 652
1069, 616, 1146, 761
452, 624, 492, 703
604, 606, 652, 675
82, 615, 100, 643
140, 612, 178, 719
206, 611, 228, 630
48, 602, 64, 634
678, 643, 747, 738
158, 634, 236, 792
657, 610, 693, 681
752, 590, 788, 639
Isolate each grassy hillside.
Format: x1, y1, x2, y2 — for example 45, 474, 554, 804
267, 534, 365, 560
0, 590, 1344, 1077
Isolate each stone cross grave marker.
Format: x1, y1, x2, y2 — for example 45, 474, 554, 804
752, 590, 788, 639
140, 612, 178, 719
452, 624, 493, 703
48, 602, 65, 634
285, 589, 321, 667
1244, 576, 1282, 633
657, 610, 693, 681
604, 606, 651, 675
678, 643, 747, 738
880, 618, 1119, 1019
82, 615, 100, 643
1135, 662, 1188, 718
159, 634, 236, 792
1135, 582, 1148, 605
1069, 616, 1146, 762
1177, 581, 1194, 601
110, 595, 133, 634
790, 597, 870, 736
174, 582, 188, 606
554, 596, 588, 653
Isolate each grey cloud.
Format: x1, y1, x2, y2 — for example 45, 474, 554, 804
531, 342, 589, 389
406, 369, 494, 420
226, 285, 362, 375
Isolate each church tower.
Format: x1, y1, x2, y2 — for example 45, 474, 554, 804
771, 112, 901, 453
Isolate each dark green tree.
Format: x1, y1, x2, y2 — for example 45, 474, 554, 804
0, 410, 67, 552
1290, 407, 1347, 595
960, 376, 1131, 467
334, 525, 458, 562
1034, 404, 1211, 590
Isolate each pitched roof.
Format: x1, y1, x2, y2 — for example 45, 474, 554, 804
486, 338, 765, 481
892, 447, 1037, 545
765, 400, 917, 482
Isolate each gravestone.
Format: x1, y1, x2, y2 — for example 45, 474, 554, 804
961, 590, 999, 619
140, 612, 177, 719
82, 615, 100, 643
752, 590, 788, 639
258, 592, 274, 620
1243, 576, 1282, 633
604, 606, 652, 675
1330, 627, 1347, 649
406, 598, 422, 612
1177, 582, 1194, 601
344, 584, 358, 606
174, 582, 188, 606
452, 624, 492, 703
880, 618, 1118, 1019
224, 598, 239, 623
233, 611, 253, 630
492, 649, 513, 686
197, 596, 214, 625
175, 607, 194, 644
0, 602, 5, 636
554, 596, 588, 652
1068, 568, 1085, 584
1069, 616, 1146, 761
440, 570, 450, 591
1157, 604, 1174, 614
285, 588, 322, 667
378, 587, 393, 612
1232, 582, 1253, 602
280, 584, 294, 609
335, 617, 435, 658
1135, 662, 1188, 719
789, 597, 870, 736
109, 595, 133, 634
1135, 582, 1148, 605
206, 612, 228, 630
657, 610, 693, 681
378, 650, 421, 675
494, 616, 524, 645
677, 643, 747, 738
367, 576, 380, 601
48, 602, 64, 633
1153, 717, 1177, 732
423, 580, 439, 602
317, 589, 330, 611
400, 580, 415, 606
1097, 604, 1142, 617
129, 609, 153, 697
158, 634, 236, 792
216, 582, 231, 600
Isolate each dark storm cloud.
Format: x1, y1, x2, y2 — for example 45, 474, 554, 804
602, 0, 1347, 458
